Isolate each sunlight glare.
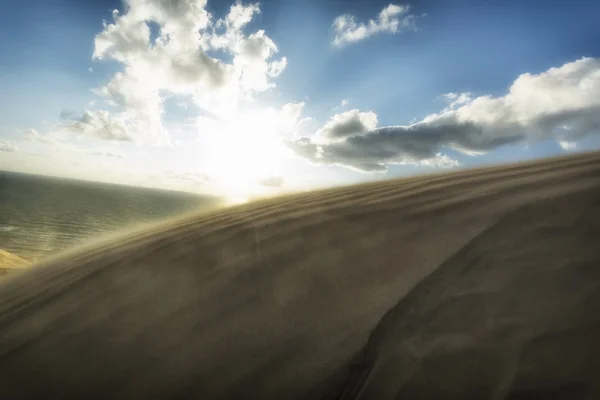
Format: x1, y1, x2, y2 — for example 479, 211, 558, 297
203, 107, 288, 200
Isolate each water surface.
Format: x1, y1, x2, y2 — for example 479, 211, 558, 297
0, 171, 222, 262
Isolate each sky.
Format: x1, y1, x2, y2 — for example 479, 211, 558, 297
1, 0, 600, 201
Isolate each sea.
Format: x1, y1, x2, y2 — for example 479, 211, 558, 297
0, 171, 223, 263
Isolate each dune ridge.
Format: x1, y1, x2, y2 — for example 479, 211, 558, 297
0, 151, 600, 399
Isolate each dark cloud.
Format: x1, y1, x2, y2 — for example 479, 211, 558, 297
287, 120, 507, 172
287, 57, 600, 173
317, 110, 377, 140
326, 117, 371, 139
59, 110, 79, 120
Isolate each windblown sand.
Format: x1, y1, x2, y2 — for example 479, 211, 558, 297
0, 250, 30, 276
1, 151, 600, 399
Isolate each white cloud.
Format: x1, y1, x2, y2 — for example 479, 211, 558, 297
0, 140, 17, 152
62, 110, 134, 142
90, 151, 123, 158
278, 102, 306, 133
234, 30, 287, 92
24, 129, 39, 140
341, 99, 349, 107
24, 129, 55, 144
441, 92, 473, 110
332, 4, 419, 47
559, 140, 577, 151
287, 57, 600, 172
37, 0, 288, 146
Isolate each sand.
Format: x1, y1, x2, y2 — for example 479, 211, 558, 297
0, 150, 599, 399
0, 250, 30, 276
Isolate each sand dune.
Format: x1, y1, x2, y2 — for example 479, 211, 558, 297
0, 250, 30, 276
1, 151, 600, 399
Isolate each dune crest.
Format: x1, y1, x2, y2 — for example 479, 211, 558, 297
1, 151, 600, 399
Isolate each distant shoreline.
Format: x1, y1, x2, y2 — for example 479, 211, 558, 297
0, 169, 223, 200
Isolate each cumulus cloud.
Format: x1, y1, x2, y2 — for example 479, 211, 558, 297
277, 102, 306, 134
40, 0, 288, 145
0, 140, 17, 152
95, 1, 286, 102
280, 102, 305, 122
332, 4, 419, 47
232, 30, 287, 92
316, 109, 378, 141
441, 92, 474, 110
287, 57, 600, 172
24, 129, 55, 144
62, 110, 134, 142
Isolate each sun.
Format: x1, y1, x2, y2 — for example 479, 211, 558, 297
203, 108, 288, 201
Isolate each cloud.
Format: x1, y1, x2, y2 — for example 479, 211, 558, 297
332, 4, 419, 47
258, 176, 285, 187
316, 109, 378, 141
287, 133, 459, 172
94, 1, 286, 103
287, 57, 600, 172
62, 110, 134, 142
59, 110, 79, 120
441, 92, 474, 110
281, 102, 305, 121
36, 0, 288, 146
90, 151, 123, 158
233, 30, 287, 92
277, 102, 306, 134
0, 140, 17, 152
94, 72, 167, 144
24, 129, 55, 144
558, 141, 577, 151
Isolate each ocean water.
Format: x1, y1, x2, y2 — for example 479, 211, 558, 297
0, 171, 223, 263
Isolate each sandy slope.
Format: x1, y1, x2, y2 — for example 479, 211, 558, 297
0, 250, 30, 275
0, 151, 599, 399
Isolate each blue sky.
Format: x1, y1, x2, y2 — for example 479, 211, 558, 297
1, 0, 600, 200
